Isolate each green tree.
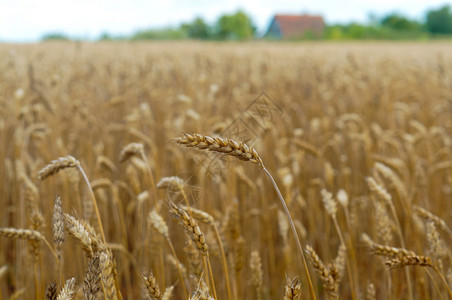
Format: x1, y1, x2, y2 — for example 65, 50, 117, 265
381, 13, 421, 30
426, 5, 452, 34
131, 28, 187, 40
41, 32, 69, 41
98, 32, 112, 41
216, 10, 255, 40
182, 17, 212, 39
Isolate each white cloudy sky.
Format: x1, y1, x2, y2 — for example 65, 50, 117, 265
0, 0, 449, 42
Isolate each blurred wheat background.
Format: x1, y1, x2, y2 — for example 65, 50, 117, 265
1, 41, 452, 299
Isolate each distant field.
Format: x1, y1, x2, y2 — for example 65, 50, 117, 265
1, 41, 452, 299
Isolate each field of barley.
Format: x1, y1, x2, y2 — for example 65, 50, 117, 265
0, 41, 452, 299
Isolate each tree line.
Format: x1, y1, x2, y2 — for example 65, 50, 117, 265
41, 4, 452, 41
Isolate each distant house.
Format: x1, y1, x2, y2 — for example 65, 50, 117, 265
266, 14, 325, 39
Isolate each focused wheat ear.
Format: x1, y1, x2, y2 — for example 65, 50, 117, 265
175, 133, 316, 300
175, 133, 263, 165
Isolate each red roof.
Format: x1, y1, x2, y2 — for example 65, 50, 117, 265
272, 14, 325, 38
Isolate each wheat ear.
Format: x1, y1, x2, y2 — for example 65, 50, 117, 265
38, 156, 107, 244
100, 250, 118, 300
305, 245, 338, 299
45, 282, 57, 300
175, 133, 316, 300
182, 205, 232, 300
175, 133, 263, 165
148, 209, 189, 298
250, 250, 263, 300
0, 228, 58, 261
321, 189, 358, 299
84, 254, 101, 300
57, 277, 77, 300
64, 214, 103, 257
414, 205, 452, 241
120, 142, 157, 204
386, 255, 452, 298
169, 202, 217, 299
283, 276, 302, 300
36, 156, 80, 180
141, 273, 162, 300
366, 176, 413, 300
52, 196, 65, 285
363, 233, 452, 298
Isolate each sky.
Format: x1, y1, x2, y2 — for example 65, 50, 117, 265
0, 0, 450, 42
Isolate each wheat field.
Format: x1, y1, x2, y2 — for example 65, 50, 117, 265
0, 41, 452, 299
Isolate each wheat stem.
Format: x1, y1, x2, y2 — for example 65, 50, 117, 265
166, 238, 189, 299
432, 268, 452, 299
206, 255, 218, 300
213, 224, 232, 300
140, 152, 157, 205
77, 165, 106, 244
262, 166, 316, 300
34, 260, 39, 300
332, 216, 356, 300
